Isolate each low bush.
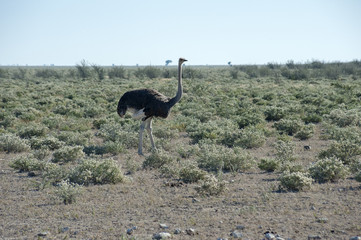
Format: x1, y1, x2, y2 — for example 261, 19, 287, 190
265, 106, 287, 121
258, 158, 280, 172
41, 163, 69, 187
143, 150, 173, 169
69, 158, 125, 185
98, 123, 138, 148
56, 131, 90, 146
52, 146, 85, 163
322, 125, 361, 144
273, 119, 303, 135
18, 124, 47, 139
222, 126, 265, 149
30, 136, 64, 150
318, 140, 361, 165
54, 180, 83, 204
279, 172, 312, 191
195, 175, 226, 196
196, 144, 253, 172
235, 111, 265, 128
108, 66, 126, 79
35, 68, 62, 79
295, 124, 314, 140
274, 140, 296, 164
9, 155, 45, 172
0, 133, 30, 153
309, 157, 349, 183
326, 108, 361, 127
355, 171, 361, 182
179, 164, 207, 183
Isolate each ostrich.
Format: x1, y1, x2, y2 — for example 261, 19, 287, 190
117, 57, 187, 155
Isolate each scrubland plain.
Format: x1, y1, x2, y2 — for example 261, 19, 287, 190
1, 61, 361, 239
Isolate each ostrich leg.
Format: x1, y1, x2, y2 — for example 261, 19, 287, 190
138, 121, 146, 155
145, 117, 156, 151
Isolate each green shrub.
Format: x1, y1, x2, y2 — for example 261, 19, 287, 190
275, 140, 296, 163
265, 106, 287, 121
70, 158, 125, 185
75, 60, 92, 79
187, 120, 223, 144
318, 140, 361, 165
302, 113, 322, 124
309, 157, 349, 183
235, 111, 265, 128
103, 141, 125, 154
135, 66, 161, 79
55, 180, 83, 204
222, 126, 265, 149
18, 124, 48, 139
30, 136, 64, 150
279, 172, 312, 191
295, 124, 314, 140
322, 125, 361, 143
196, 144, 253, 172
0, 133, 30, 153
258, 158, 280, 172
32, 148, 51, 161
355, 171, 361, 182
56, 131, 90, 146
98, 123, 138, 148
41, 163, 69, 186
52, 146, 85, 163
350, 159, 361, 174
179, 164, 207, 183
143, 150, 173, 169
91, 64, 105, 80
0, 113, 15, 129
273, 119, 303, 135
9, 155, 45, 172
108, 66, 126, 79
35, 68, 62, 79
195, 175, 226, 196
326, 108, 361, 127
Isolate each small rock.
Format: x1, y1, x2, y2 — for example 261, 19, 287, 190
310, 206, 316, 211
236, 225, 245, 230
230, 230, 243, 238
61, 227, 69, 233
127, 226, 137, 235
38, 232, 49, 237
265, 232, 276, 239
350, 237, 361, 240
317, 217, 328, 223
217, 238, 229, 240
192, 198, 200, 203
186, 228, 195, 235
174, 228, 181, 234
159, 224, 169, 229
153, 232, 171, 239
304, 145, 311, 150
308, 235, 321, 240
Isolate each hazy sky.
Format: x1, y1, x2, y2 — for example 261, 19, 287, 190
1, 0, 360, 66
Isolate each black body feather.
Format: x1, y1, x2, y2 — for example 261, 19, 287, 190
117, 89, 172, 119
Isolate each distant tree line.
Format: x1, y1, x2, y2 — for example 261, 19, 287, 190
1, 59, 360, 81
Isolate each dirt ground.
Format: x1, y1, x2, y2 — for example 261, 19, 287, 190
1, 129, 361, 240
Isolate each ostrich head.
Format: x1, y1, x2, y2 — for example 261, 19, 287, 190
179, 58, 187, 64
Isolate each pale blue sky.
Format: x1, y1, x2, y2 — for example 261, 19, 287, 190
1, 0, 360, 66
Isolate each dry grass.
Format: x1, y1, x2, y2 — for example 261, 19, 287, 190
1, 128, 361, 239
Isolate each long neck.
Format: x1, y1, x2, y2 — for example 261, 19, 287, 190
168, 62, 183, 108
